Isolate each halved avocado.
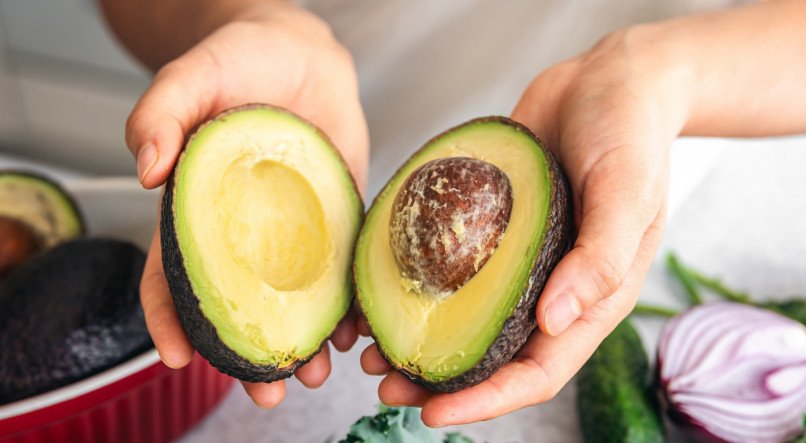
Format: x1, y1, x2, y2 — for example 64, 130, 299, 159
354, 117, 573, 392
161, 104, 362, 382
0, 171, 85, 276
0, 171, 84, 245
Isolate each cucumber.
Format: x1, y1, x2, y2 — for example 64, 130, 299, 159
576, 319, 665, 443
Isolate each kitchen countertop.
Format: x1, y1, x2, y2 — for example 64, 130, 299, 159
2, 134, 804, 442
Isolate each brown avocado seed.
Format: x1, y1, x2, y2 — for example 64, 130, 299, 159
0, 216, 42, 277
389, 157, 513, 297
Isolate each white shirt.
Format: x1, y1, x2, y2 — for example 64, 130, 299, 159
300, 0, 751, 200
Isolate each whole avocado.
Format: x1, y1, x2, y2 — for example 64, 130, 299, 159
0, 238, 151, 404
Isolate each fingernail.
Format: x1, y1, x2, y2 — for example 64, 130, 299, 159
157, 351, 179, 369
137, 142, 158, 183
251, 398, 279, 410
545, 292, 581, 336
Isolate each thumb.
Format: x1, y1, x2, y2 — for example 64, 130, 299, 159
126, 56, 218, 189
537, 145, 665, 336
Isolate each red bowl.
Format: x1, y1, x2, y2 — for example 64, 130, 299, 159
0, 349, 234, 443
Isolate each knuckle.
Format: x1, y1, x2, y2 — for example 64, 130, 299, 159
529, 60, 574, 97
592, 28, 629, 52
529, 382, 557, 404
540, 385, 561, 404
330, 42, 355, 68
515, 357, 555, 404
125, 109, 145, 141
153, 58, 185, 82
588, 251, 623, 300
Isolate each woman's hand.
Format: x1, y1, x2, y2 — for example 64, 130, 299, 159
124, 5, 368, 408
358, 0, 806, 425
360, 25, 691, 426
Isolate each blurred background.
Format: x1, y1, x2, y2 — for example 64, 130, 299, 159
0, 0, 146, 175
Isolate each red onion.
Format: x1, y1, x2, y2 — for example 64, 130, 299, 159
658, 301, 806, 443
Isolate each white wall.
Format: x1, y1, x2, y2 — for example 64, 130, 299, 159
0, 0, 150, 175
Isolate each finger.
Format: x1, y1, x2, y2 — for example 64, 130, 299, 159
360, 343, 392, 375
295, 344, 331, 389
356, 315, 371, 337
378, 371, 433, 408
331, 306, 359, 352
126, 52, 219, 189
421, 356, 551, 427
242, 380, 286, 409
420, 217, 664, 426
537, 141, 665, 336
421, 287, 630, 426
140, 227, 194, 368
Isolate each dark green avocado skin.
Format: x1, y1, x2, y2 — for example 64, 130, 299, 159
161, 173, 314, 383
0, 238, 151, 405
372, 116, 574, 393
576, 319, 665, 443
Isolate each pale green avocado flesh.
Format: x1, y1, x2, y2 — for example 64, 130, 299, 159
355, 119, 553, 383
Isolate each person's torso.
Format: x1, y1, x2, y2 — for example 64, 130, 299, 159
298, 0, 750, 198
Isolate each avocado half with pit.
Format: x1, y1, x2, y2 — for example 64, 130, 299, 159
354, 117, 573, 392
161, 104, 362, 382
0, 171, 85, 276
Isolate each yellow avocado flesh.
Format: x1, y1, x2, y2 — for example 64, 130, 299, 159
174, 108, 360, 367
355, 121, 551, 381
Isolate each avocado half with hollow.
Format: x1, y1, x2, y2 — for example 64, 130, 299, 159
354, 117, 573, 392
161, 104, 362, 382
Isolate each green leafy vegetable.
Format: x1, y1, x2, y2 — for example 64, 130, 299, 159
631, 303, 678, 318
789, 416, 806, 443
666, 252, 806, 325
338, 406, 476, 443
443, 432, 477, 443
683, 266, 749, 302
665, 253, 702, 305
759, 299, 806, 325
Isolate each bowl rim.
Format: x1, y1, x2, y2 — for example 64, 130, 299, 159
0, 348, 161, 420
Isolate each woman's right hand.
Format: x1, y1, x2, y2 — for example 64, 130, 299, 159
125, 3, 369, 408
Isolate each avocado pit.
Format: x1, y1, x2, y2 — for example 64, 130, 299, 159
0, 216, 42, 276
389, 157, 513, 297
